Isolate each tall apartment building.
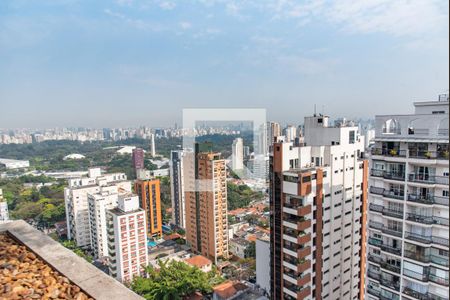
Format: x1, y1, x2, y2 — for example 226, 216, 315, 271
185, 144, 229, 264
134, 178, 162, 238
150, 133, 156, 157
268, 122, 282, 149
107, 194, 148, 283
170, 150, 187, 228
366, 97, 449, 300
270, 115, 368, 300
88, 185, 121, 259
132, 148, 145, 172
232, 138, 244, 171
284, 125, 297, 143
65, 168, 131, 248
0, 189, 10, 224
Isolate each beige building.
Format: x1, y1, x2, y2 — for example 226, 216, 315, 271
185, 145, 229, 264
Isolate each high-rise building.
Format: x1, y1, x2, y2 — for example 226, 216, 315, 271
88, 185, 120, 259
232, 138, 244, 171
107, 194, 148, 283
150, 133, 156, 157
284, 125, 297, 143
170, 150, 187, 228
0, 189, 10, 224
366, 97, 449, 300
132, 148, 145, 173
64, 168, 131, 248
270, 114, 368, 300
267, 122, 281, 149
185, 145, 229, 264
134, 178, 162, 238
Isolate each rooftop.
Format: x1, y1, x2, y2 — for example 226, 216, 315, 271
0, 220, 143, 300
184, 255, 212, 268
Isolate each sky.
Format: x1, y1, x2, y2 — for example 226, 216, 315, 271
0, 0, 449, 128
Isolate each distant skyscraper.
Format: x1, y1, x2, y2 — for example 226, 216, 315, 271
0, 189, 10, 224
134, 178, 162, 238
132, 148, 145, 173
150, 133, 156, 157
366, 97, 449, 300
170, 150, 187, 229
243, 146, 250, 157
267, 122, 281, 151
232, 138, 244, 171
107, 194, 148, 283
64, 168, 131, 248
270, 114, 368, 300
284, 125, 297, 142
185, 145, 229, 264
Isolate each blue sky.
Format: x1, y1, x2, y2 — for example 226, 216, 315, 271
0, 0, 448, 128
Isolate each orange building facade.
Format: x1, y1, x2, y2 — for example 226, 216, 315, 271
134, 179, 163, 238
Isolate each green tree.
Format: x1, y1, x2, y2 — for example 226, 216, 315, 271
131, 260, 222, 300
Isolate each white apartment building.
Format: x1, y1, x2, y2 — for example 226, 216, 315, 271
0, 189, 10, 224
107, 194, 148, 283
270, 115, 367, 300
170, 150, 187, 229
232, 138, 244, 171
64, 168, 131, 248
256, 237, 270, 295
284, 125, 297, 143
88, 185, 121, 259
366, 97, 449, 300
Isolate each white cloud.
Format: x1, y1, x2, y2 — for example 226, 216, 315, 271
158, 1, 176, 10
180, 21, 192, 30
103, 9, 163, 31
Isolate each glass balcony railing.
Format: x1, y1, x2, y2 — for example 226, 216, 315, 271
369, 186, 405, 200
371, 148, 407, 157
407, 194, 450, 207
405, 232, 449, 247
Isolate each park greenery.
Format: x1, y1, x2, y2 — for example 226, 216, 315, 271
0, 176, 66, 226
131, 260, 224, 300
227, 182, 265, 210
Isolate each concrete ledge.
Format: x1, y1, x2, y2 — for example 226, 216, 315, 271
0, 220, 144, 300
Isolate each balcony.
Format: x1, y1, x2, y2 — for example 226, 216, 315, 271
368, 269, 381, 281
383, 208, 404, 219
297, 273, 310, 286
369, 254, 401, 274
371, 148, 407, 157
297, 219, 311, 231
369, 221, 383, 230
297, 205, 312, 216
369, 186, 404, 200
297, 259, 311, 273
405, 232, 449, 247
297, 233, 311, 245
429, 274, 449, 286
406, 213, 434, 225
408, 174, 449, 185
403, 287, 429, 300
297, 246, 311, 259
371, 169, 405, 181
369, 238, 402, 256
369, 203, 383, 213
381, 277, 400, 291
367, 286, 381, 297
381, 226, 402, 238
406, 213, 449, 227
408, 194, 450, 207
403, 268, 428, 282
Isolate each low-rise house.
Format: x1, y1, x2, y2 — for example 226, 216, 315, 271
184, 255, 213, 273
229, 238, 251, 259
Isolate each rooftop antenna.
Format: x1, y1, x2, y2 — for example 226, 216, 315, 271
314, 104, 317, 116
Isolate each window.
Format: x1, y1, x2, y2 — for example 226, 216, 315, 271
443, 191, 449, 197
349, 130, 356, 144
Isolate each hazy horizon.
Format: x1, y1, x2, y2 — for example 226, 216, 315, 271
1, 0, 448, 128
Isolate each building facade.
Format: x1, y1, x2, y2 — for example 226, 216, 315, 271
270, 115, 368, 300
87, 185, 120, 259
170, 150, 187, 228
107, 194, 148, 283
64, 168, 131, 248
0, 189, 10, 224
232, 138, 244, 171
134, 178, 163, 238
185, 145, 229, 264
366, 97, 449, 300
132, 148, 145, 172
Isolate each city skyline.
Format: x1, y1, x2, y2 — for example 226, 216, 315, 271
1, 0, 448, 128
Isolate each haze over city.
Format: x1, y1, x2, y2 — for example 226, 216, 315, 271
1, 0, 449, 128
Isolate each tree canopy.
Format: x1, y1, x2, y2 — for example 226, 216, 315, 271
131, 260, 224, 300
